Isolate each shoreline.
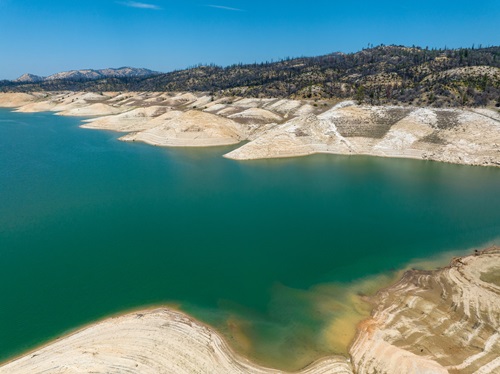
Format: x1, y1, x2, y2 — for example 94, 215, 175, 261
0, 302, 182, 369
0, 308, 353, 374
349, 246, 500, 373
1, 246, 498, 373
0, 91, 499, 167
1, 101, 499, 372
0, 240, 473, 371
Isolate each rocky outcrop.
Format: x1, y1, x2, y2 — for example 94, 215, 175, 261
350, 247, 500, 374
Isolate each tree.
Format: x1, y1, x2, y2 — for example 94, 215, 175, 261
355, 85, 365, 104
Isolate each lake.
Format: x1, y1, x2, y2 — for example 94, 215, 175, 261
0, 108, 499, 369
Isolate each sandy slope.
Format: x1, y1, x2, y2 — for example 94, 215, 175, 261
228, 107, 283, 123
0, 92, 499, 166
225, 104, 500, 167
0, 309, 353, 374
120, 110, 245, 147
82, 106, 169, 131
350, 247, 500, 374
55, 103, 127, 116
0, 93, 36, 107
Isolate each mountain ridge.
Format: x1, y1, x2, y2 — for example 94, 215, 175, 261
3, 45, 500, 108
13, 67, 160, 83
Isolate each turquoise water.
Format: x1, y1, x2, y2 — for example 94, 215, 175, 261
0, 108, 499, 369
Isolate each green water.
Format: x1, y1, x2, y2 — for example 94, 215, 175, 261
0, 108, 499, 369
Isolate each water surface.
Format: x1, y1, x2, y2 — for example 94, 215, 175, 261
1, 109, 499, 369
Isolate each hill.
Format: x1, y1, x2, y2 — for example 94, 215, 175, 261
2, 45, 500, 108
11, 67, 159, 84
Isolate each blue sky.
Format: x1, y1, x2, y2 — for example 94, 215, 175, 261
0, 0, 499, 79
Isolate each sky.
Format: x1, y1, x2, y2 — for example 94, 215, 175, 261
0, 0, 499, 79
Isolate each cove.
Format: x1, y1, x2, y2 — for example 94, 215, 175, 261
0, 108, 499, 370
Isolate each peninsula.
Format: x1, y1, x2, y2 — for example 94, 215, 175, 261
0, 91, 499, 167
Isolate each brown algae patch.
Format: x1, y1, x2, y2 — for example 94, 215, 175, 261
204, 273, 400, 371
3, 247, 499, 373
200, 247, 479, 371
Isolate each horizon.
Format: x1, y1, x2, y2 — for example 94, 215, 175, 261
8, 43, 500, 81
1, 0, 499, 80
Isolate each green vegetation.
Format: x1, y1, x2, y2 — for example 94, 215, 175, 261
2, 45, 500, 107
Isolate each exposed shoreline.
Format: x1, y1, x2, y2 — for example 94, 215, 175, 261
351, 246, 500, 373
0, 308, 353, 374
1, 95, 499, 372
1, 247, 499, 373
0, 91, 499, 167
0, 303, 181, 369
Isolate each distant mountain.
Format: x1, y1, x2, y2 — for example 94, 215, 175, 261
4, 46, 500, 108
94, 67, 160, 78
45, 69, 103, 81
14, 67, 160, 83
14, 73, 44, 83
